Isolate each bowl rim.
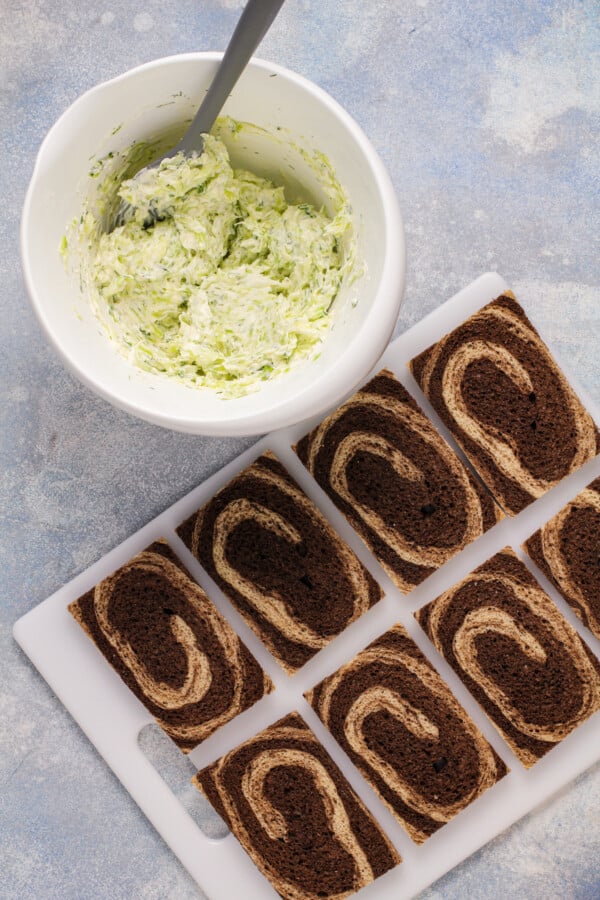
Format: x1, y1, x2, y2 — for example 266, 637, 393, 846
21, 52, 405, 436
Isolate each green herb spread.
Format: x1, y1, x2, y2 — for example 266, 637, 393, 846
86, 131, 353, 397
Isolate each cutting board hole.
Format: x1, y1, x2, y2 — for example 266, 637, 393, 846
138, 723, 229, 840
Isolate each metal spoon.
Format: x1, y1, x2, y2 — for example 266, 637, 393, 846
110, 0, 286, 232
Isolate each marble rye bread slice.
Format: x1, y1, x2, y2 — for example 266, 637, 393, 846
409, 291, 600, 516
306, 623, 508, 844
294, 368, 501, 593
193, 712, 401, 900
523, 476, 600, 641
177, 452, 382, 673
68, 539, 273, 753
416, 547, 600, 767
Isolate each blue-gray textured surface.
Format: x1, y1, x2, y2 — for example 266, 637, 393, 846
2, 1, 599, 898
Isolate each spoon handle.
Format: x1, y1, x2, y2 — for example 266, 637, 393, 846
178, 0, 287, 154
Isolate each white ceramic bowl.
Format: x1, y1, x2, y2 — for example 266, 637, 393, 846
22, 54, 405, 435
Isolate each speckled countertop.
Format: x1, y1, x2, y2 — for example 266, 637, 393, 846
2, 1, 599, 898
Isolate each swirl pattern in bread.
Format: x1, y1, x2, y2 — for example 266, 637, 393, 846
177, 453, 382, 672
193, 712, 401, 900
295, 369, 501, 592
524, 476, 600, 641
69, 540, 272, 752
306, 623, 508, 843
410, 293, 600, 515
416, 548, 600, 766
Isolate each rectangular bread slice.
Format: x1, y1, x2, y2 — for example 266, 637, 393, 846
193, 712, 401, 900
69, 539, 273, 753
523, 476, 600, 641
177, 452, 383, 673
294, 368, 502, 593
306, 623, 508, 843
409, 292, 600, 515
415, 548, 600, 767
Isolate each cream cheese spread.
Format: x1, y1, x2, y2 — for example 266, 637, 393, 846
80, 129, 354, 398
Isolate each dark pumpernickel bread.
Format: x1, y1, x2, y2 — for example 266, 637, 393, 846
416, 548, 600, 767
193, 712, 401, 900
177, 452, 382, 673
523, 476, 600, 641
294, 369, 501, 593
409, 292, 600, 516
306, 623, 508, 843
69, 539, 272, 753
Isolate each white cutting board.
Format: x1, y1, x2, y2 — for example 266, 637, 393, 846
14, 273, 600, 900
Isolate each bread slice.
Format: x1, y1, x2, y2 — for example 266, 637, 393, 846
409, 292, 600, 515
69, 539, 272, 753
193, 712, 401, 900
523, 476, 600, 641
415, 548, 600, 767
177, 452, 382, 673
294, 369, 501, 593
306, 623, 508, 843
